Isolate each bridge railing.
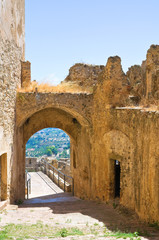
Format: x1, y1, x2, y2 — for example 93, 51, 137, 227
40, 159, 74, 195
25, 170, 31, 199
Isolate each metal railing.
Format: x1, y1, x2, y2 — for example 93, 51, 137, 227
25, 170, 31, 199
40, 159, 74, 195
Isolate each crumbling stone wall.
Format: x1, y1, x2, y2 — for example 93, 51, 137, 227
146, 45, 159, 99
91, 52, 159, 223
1, 0, 158, 223
63, 45, 159, 106
91, 107, 159, 223
126, 45, 159, 102
126, 64, 145, 100
63, 63, 104, 89
15, 44, 159, 223
0, 0, 25, 201
21, 61, 31, 87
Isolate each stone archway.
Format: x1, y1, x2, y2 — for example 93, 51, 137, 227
13, 107, 92, 202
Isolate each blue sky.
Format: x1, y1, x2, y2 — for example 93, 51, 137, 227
25, 0, 159, 85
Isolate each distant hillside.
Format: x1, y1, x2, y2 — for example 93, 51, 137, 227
26, 128, 70, 158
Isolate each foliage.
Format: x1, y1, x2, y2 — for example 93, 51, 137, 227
46, 148, 52, 156
59, 150, 69, 158
26, 128, 70, 158
50, 146, 58, 155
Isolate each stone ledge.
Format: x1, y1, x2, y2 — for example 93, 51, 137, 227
0, 200, 8, 211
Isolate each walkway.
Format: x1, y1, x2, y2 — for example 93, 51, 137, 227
25, 171, 76, 205
0, 172, 159, 239
27, 171, 63, 199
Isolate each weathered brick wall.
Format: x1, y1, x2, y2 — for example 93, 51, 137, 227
0, 0, 25, 201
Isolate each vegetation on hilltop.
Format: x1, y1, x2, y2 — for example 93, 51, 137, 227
26, 128, 70, 159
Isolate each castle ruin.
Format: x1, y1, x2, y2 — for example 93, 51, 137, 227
0, 0, 159, 224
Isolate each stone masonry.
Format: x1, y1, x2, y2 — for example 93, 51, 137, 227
1, 0, 159, 225
0, 0, 25, 201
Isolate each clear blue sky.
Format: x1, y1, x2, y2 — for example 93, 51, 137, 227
25, 0, 159, 85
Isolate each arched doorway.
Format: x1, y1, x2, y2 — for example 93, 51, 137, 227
25, 128, 71, 199
14, 107, 92, 202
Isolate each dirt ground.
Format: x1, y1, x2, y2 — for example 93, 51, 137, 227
0, 172, 159, 240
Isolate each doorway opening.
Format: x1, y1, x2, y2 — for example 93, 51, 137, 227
114, 160, 120, 198
0, 153, 7, 201
25, 128, 73, 200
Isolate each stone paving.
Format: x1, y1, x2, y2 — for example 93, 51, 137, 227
0, 172, 159, 240
27, 172, 63, 199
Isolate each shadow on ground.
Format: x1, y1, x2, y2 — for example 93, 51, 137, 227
18, 192, 159, 240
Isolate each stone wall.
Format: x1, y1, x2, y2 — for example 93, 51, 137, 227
146, 45, 159, 99
0, 0, 25, 59
63, 63, 104, 89
21, 61, 31, 87
0, 0, 25, 201
91, 53, 159, 223
16, 92, 93, 127
1, 0, 159, 225
25, 157, 38, 171
63, 45, 159, 106
15, 43, 159, 223
126, 64, 145, 99
91, 107, 159, 223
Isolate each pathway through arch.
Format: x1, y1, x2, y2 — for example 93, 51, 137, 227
25, 171, 76, 204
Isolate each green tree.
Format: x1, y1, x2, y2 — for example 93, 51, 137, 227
59, 150, 68, 158
50, 146, 58, 155
46, 148, 52, 156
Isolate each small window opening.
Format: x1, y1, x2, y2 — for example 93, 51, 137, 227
114, 160, 120, 198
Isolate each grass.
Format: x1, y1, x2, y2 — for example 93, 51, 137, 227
0, 222, 144, 240
103, 230, 141, 239
0, 223, 84, 239
113, 202, 118, 209
57, 227, 83, 237
65, 218, 72, 223
18, 81, 92, 94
